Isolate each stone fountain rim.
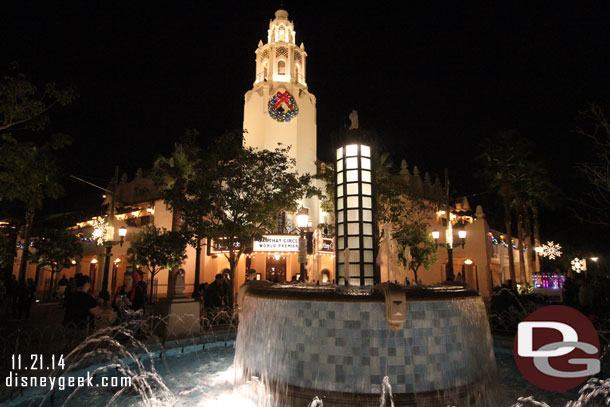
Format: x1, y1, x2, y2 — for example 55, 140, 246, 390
242, 281, 479, 303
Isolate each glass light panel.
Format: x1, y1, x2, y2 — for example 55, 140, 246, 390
363, 223, 373, 235
346, 157, 358, 169
364, 278, 374, 286
364, 264, 374, 276
337, 172, 343, 184
345, 144, 358, 156
348, 251, 360, 262
337, 210, 344, 223
361, 145, 371, 157
347, 196, 359, 208
363, 237, 373, 248
346, 170, 359, 182
347, 223, 359, 235
337, 159, 343, 172
348, 237, 360, 248
362, 197, 372, 208
337, 200, 344, 210
349, 264, 360, 275
337, 251, 344, 262
361, 157, 371, 170
336, 147, 343, 160
363, 210, 372, 222
337, 263, 344, 274
347, 209, 359, 221
361, 170, 371, 182
346, 183, 359, 195
364, 250, 374, 262
338, 239, 344, 249
361, 183, 371, 196
337, 226, 344, 236
337, 186, 343, 197
349, 277, 361, 286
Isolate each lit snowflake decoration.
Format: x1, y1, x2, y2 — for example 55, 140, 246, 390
541, 241, 562, 260
91, 217, 109, 246
571, 257, 586, 273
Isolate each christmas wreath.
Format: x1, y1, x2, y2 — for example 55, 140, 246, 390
268, 91, 299, 122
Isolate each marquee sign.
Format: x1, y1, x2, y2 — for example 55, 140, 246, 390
253, 235, 299, 252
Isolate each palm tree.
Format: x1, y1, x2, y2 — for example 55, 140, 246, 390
477, 130, 529, 287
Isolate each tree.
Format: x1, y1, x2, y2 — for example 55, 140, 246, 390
577, 104, 610, 227
205, 133, 318, 295
0, 67, 76, 134
477, 130, 526, 287
31, 228, 83, 295
127, 225, 187, 303
375, 153, 438, 284
152, 130, 211, 295
393, 223, 438, 284
0, 231, 15, 271
0, 134, 72, 282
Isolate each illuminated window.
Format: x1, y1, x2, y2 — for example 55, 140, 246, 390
346, 183, 359, 195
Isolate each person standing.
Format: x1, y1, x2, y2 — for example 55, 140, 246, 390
221, 269, 233, 309
205, 274, 224, 310
63, 274, 101, 331
18, 278, 36, 320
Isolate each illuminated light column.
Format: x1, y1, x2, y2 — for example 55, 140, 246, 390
335, 143, 379, 286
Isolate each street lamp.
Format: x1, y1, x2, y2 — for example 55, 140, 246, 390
458, 229, 467, 248
296, 208, 309, 282
99, 226, 127, 302
431, 225, 467, 281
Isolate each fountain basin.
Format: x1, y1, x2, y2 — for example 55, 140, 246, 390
235, 283, 497, 406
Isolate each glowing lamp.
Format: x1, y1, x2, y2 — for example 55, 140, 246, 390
590, 257, 599, 262
114, 258, 121, 263
118, 226, 127, 237
534, 246, 543, 253
458, 230, 467, 239
431, 230, 440, 240
91, 258, 98, 264
296, 208, 309, 229
464, 258, 473, 265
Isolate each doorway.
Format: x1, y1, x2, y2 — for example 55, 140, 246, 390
266, 255, 287, 282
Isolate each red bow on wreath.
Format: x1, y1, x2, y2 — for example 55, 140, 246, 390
273, 91, 295, 111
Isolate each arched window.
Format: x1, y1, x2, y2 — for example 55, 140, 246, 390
277, 60, 286, 75
295, 64, 301, 82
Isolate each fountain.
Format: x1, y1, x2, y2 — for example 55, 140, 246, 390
232, 141, 498, 406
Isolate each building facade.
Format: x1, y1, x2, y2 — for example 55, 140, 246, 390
12, 8, 534, 300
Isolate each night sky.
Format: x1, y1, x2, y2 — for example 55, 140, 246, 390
2, 1, 610, 258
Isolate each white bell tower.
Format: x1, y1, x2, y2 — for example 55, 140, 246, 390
243, 9, 322, 226
243, 9, 317, 176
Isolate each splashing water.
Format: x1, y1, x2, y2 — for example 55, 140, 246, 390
307, 396, 323, 407
379, 376, 394, 407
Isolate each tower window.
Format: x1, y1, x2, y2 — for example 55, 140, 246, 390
278, 60, 286, 75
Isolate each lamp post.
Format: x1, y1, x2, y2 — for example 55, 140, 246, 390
296, 208, 309, 282
432, 226, 467, 281
99, 225, 127, 302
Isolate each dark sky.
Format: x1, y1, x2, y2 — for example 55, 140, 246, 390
2, 1, 610, 257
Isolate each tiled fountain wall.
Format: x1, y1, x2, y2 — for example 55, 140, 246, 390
234, 294, 496, 395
